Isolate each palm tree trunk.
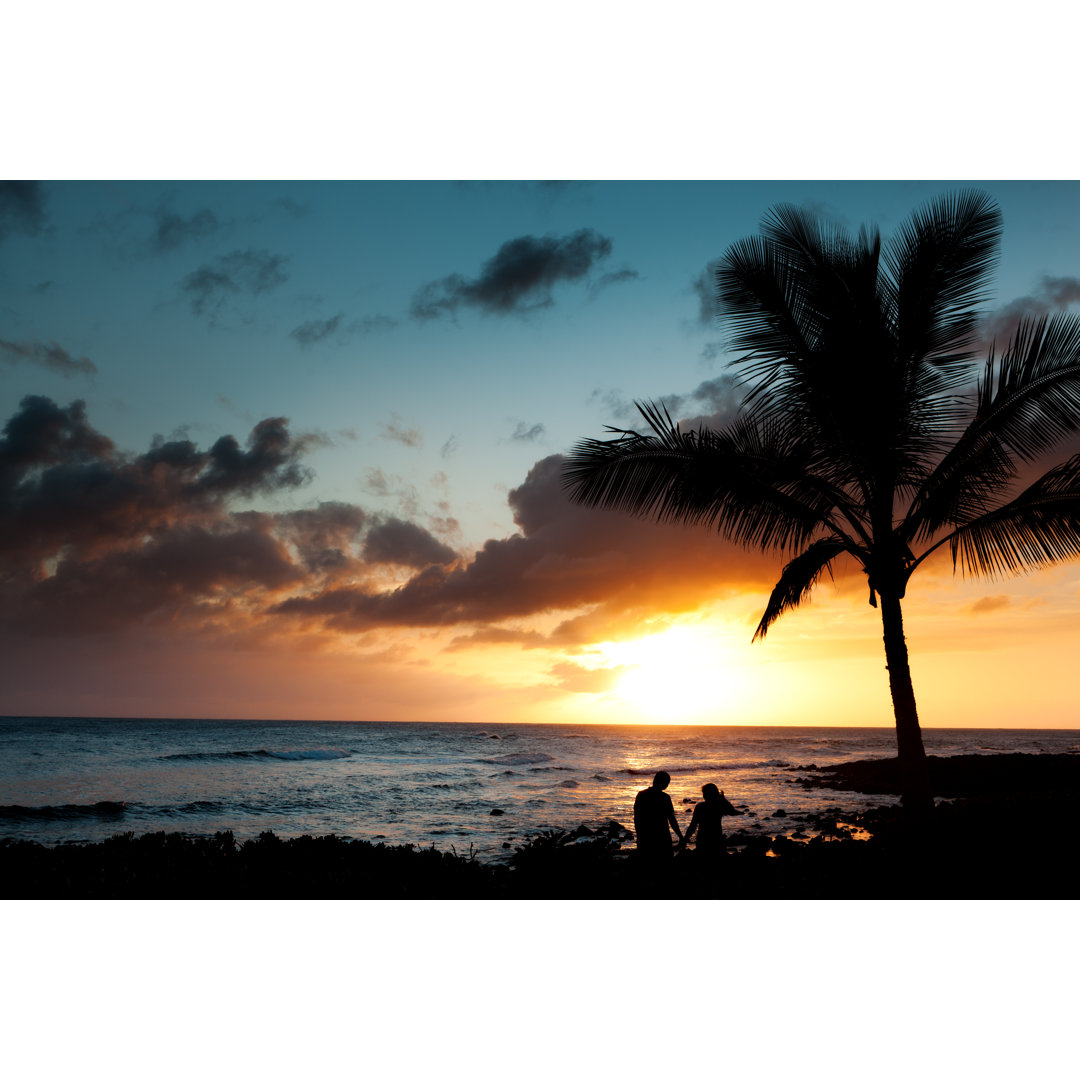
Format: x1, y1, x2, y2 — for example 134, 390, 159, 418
878, 591, 934, 820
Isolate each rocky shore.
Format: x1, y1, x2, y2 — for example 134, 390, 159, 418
4, 752, 1077, 898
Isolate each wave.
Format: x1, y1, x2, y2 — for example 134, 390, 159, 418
618, 760, 788, 776
159, 800, 227, 816
0, 801, 126, 821
475, 752, 556, 766
163, 747, 353, 763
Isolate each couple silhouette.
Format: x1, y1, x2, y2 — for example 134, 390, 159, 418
633, 770, 742, 862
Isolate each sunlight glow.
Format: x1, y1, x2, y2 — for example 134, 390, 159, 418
596, 625, 748, 723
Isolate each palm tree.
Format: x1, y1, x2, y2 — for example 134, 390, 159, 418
563, 191, 1080, 818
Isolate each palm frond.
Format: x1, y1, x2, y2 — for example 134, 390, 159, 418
935, 454, 1080, 578
903, 313, 1080, 542
561, 402, 861, 555
753, 536, 857, 641
882, 188, 1002, 376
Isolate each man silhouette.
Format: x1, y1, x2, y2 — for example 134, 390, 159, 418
633, 770, 682, 861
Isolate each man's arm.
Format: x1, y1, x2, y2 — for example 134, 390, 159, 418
665, 794, 683, 839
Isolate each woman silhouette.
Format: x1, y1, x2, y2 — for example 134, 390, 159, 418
680, 783, 742, 858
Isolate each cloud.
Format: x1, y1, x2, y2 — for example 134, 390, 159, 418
178, 249, 289, 321
0, 181, 47, 245
410, 229, 617, 319
692, 263, 719, 326
590, 376, 740, 429
590, 267, 640, 297
0, 395, 786, 657
291, 313, 344, 347
970, 595, 1011, 615
980, 275, 1080, 348
271, 453, 776, 636
510, 421, 545, 443
355, 314, 398, 333
362, 517, 458, 568
289, 312, 399, 347
380, 414, 422, 448
548, 661, 627, 694
0, 397, 464, 638
445, 627, 549, 651
0, 339, 97, 378
150, 206, 223, 254
276, 502, 367, 575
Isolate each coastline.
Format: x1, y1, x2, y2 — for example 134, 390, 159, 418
4, 751, 1078, 899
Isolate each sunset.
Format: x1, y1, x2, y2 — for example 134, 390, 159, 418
6, 180, 1080, 902
4, 180, 1080, 730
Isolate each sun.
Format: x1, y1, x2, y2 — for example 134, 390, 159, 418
596, 625, 746, 723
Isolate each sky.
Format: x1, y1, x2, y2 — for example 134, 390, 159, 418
4, 178, 1080, 728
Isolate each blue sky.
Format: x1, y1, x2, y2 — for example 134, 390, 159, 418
6, 179, 1080, 554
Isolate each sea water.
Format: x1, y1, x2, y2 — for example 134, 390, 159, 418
2, 717, 1078, 862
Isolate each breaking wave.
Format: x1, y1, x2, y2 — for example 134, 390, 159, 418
0, 801, 126, 821
163, 747, 352, 763
476, 752, 557, 766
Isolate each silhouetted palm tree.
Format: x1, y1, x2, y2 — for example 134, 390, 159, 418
563, 191, 1080, 817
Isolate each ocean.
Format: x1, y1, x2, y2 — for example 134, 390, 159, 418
2, 716, 1078, 862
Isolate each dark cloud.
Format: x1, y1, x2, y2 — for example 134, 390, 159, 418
669, 376, 741, 429
291, 313, 344, 347
590, 377, 740, 429
0, 397, 473, 637
0, 397, 311, 572
276, 502, 367, 575
15, 519, 304, 635
271, 453, 776, 635
0, 181, 48, 245
289, 312, 398, 348
150, 206, 222, 254
0, 339, 97, 378
197, 417, 314, 495
410, 230, 616, 320
179, 249, 289, 321
0, 395, 780, 648
362, 517, 458, 568
980, 276, 1080, 348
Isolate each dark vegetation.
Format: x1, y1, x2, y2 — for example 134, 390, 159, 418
4, 753, 1077, 899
